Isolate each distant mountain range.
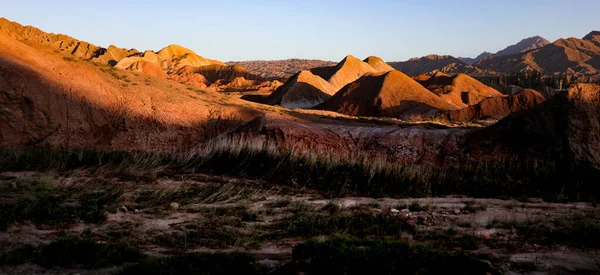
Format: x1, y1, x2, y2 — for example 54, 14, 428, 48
226, 59, 336, 79
387, 55, 484, 76
222, 36, 555, 79
387, 33, 600, 79
226, 33, 600, 80
459, 36, 550, 64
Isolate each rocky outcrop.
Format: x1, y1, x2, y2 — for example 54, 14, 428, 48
93, 45, 138, 66
230, 117, 468, 164
243, 80, 283, 92
464, 83, 600, 168
168, 66, 209, 88
444, 89, 545, 121
155, 44, 225, 73
126, 60, 168, 78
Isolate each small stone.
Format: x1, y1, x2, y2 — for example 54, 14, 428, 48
11, 182, 17, 189
390, 208, 400, 215
134, 209, 140, 213
120, 206, 128, 213
454, 209, 461, 215
170, 202, 180, 210
400, 208, 410, 214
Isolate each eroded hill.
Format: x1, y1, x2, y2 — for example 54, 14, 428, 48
0, 17, 277, 93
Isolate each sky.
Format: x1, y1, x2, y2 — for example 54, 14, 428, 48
2, 0, 599, 62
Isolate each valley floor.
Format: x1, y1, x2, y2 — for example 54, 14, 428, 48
1, 170, 599, 274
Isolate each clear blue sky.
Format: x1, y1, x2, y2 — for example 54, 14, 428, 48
2, 0, 599, 62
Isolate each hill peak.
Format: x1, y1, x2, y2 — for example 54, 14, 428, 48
157, 44, 196, 56
495, 36, 550, 56
583, 31, 600, 46
338, 55, 363, 64
363, 56, 394, 72
363, 55, 385, 64
583, 31, 600, 39
521, 35, 547, 42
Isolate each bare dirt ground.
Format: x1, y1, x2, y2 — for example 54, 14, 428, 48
1, 171, 598, 274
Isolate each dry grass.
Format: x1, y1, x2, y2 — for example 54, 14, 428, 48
2, 134, 599, 201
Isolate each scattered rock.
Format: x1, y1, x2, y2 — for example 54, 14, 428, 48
170, 202, 180, 210
379, 206, 392, 216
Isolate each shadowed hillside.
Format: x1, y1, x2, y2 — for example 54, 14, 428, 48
465, 83, 600, 168
444, 89, 545, 121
